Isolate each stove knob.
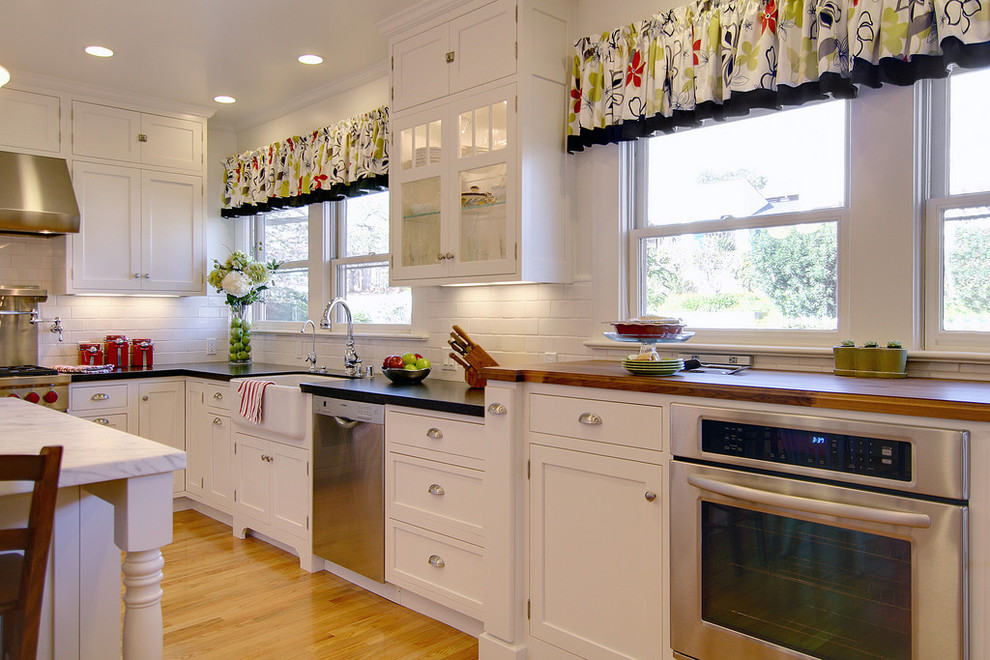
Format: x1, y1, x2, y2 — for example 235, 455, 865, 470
24, 391, 41, 404
6, 393, 19, 398
43, 391, 59, 404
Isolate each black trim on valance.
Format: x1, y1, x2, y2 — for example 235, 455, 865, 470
220, 174, 389, 219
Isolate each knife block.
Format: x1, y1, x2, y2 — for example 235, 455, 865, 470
455, 344, 499, 389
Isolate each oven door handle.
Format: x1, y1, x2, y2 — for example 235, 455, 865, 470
687, 474, 933, 529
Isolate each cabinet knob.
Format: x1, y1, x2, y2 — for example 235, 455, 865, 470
487, 403, 507, 415
437, 253, 445, 263
91, 393, 109, 401
445, 51, 455, 63
645, 491, 657, 502
213, 417, 223, 425
578, 412, 603, 425
213, 392, 223, 400
445, 252, 455, 260
428, 483, 446, 496
133, 273, 141, 279
428, 554, 446, 568
138, 133, 148, 142
426, 427, 443, 439
143, 273, 151, 279
142, 395, 149, 401
94, 417, 111, 425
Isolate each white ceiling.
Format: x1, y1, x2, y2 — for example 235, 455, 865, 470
0, 0, 410, 128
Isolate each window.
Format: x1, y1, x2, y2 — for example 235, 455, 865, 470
252, 190, 411, 330
925, 67, 990, 347
632, 101, 847, 335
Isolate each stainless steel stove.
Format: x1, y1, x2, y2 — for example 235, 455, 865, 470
0, 365, 70, 411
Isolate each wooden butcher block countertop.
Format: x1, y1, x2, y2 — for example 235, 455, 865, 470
481, 360, 990, 422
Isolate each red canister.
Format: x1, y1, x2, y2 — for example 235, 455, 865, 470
104, 334, 130, 368
130, 338, 154, 368
78, 342, 104, 366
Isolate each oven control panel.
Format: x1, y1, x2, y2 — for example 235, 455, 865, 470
701, 419, 912, 481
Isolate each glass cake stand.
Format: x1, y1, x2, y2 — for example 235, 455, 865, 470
602, 331, 696, 360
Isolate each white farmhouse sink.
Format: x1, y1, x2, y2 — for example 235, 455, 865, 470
231, 373, 344, 443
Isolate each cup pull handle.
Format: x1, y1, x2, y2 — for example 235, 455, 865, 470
487, 403, 507, 415
578, 412, 602, 425
428, 554, 445, 568
428, 484, 445, 496
426, 427, 443, 439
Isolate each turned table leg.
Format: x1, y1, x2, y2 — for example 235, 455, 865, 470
122, 548, 166, 659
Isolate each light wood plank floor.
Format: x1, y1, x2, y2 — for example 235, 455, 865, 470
162, 510, 479, 659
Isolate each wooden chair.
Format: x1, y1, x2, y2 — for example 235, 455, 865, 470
0, 445, 63, 660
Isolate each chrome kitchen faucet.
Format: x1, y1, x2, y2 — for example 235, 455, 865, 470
300, 319, 318, 371
320, 297, 362, 376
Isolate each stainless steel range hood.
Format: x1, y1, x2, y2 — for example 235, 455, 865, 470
0, 151, 80, 235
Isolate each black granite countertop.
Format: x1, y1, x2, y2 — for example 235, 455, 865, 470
66, 362, 485, 417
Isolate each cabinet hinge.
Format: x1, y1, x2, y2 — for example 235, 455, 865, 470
391, 86, 394, 101
515, 95, 518, 113
234, 443, 237, 454
306, 516, 310, 530
515, 242, 518, 260
527, 459, 530, 479
515, 3, 519, 22
234, 489, 237, 501
391, 56, 394, 70
527, 599, 531, 619
515, 41, 518, 60
306, 462, 310, 476
201, 477, 204, 488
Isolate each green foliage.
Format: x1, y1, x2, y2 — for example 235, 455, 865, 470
863, 340, 879, 348
679, 292, 745, 311
946, 223, 990, 313
840, 339, 855, 347
741, 225, 837, 319
886, 340, 902, 348
697, 167, 769, 191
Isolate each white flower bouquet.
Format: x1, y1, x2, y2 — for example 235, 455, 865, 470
207, 250, 281, 306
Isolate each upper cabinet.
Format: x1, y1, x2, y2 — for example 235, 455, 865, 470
0, 88, 61, 153
385, 0, 575, 286
72, 101, 204, 173
391, 0, 517, 112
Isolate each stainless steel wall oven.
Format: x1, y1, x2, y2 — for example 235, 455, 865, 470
670, 404, 969, 660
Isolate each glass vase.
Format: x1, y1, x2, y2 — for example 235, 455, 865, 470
228, 303, 252, 364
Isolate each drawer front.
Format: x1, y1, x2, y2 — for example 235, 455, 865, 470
529, 393, 663, 451
388, 521, 483, 615
205, 383, 230, 413
387, 410, 484, 460
78, 413, 128, 430
70, 383, 130, 412
390, 453, 483, 543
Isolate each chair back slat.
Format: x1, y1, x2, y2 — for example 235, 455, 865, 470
0, 528, 30, 552
0, 455, 44, 482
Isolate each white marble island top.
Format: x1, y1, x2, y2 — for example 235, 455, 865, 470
0, 398, 185, 495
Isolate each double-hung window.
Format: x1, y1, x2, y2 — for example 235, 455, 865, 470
630, 101, 848, 343
253, 207, 310, 323
924, 67, 990, 348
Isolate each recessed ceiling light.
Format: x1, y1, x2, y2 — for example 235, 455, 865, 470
298, 54, 323, 65
213, 95, 236, 104
84, 45, 114, 58
0, 65, 9, 88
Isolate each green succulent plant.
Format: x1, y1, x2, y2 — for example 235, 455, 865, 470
887, 340, 903, 348
840, 339, 855, 347
863, 340, 879, 348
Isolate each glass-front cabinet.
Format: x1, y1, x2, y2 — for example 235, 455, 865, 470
391, 85, 517, 284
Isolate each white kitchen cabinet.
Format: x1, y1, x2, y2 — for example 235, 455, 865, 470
385, 406, 486, 619
390, 0, 516, 112
185, 380, 232, 512
138, 380, 186, 494
386, 0, 574, 286
71, 100, 204, 173
0, 87, 61, 153
65, 160, 204, 294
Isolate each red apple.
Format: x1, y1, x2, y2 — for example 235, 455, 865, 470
383, 355, 404, 369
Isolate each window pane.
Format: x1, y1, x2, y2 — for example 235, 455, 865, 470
338, 261, 411, 324
262, 208, 308, 263
645, 102, 846, 226
943, 206, 990, 331
345, 191, 390, 256
641, 222, 837, 329
948, 68, 990, 195
260, 267, 308, 322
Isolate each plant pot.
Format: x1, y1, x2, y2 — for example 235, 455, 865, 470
228, 303, 252, 364
832, 346, 856, 371
855, 347, 880, 372
877, 348, 907, 374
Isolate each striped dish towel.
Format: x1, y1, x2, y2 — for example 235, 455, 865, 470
237, 379, 275, 424
52, 364, 116, 373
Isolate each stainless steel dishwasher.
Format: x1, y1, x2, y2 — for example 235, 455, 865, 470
312, 395, 385, 582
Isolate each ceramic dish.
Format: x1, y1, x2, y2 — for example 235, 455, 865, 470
622, 359, 683, 376
382, 367, 430, 383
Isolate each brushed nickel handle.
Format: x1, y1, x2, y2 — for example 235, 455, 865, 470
133, 273, 141, 279
138, 133, 148, 142
91, 393, 109, 401
213, 417, 223, 425
645, 491, 657, 502
437, 253, 445, 262
428, 484, 446, 496
428, 554, 445, 568
578, 412, 603, 425
94, 417, 111, 425
487, 403, 507, 415
213, 392, 223, 400
444, 252, 455, 260
143, 273, 151, 279
142, 395, 149, 401
426, 427, 443, 439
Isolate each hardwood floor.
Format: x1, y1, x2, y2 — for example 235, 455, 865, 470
162, 510, 479, 659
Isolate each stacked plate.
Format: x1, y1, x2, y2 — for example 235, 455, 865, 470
622, 356, 684, 376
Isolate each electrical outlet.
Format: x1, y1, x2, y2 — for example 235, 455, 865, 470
545, 352, 558, 363
206, 338, 217, 355
442, 355, 456, 370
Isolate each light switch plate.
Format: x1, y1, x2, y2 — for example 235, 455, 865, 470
206, 338, 217, 355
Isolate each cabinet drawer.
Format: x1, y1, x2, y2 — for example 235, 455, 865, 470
387, 410, 484, 460
529, 393, 663, 451
389, 452, 483, 544
70, 384, 129, 412
78, 413, 128, 430
204, 383, 230, 413
388, 520, 483, 616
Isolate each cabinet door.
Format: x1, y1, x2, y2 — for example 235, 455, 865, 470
69, 161, 142, 291
529, 444, 663, 660
449, 0, 517, 94
271, 443, 309, 538
0, 88, 60, 153
235, 434, 271, 523
137, 381, 186, 494
391, 23, 450, 111
141, 170, 204, 294
206, 414, 232, 508
140, 114, 204, 172
185, 384, 208, 498
449, 85, 516, 278
72, 101, 142, 163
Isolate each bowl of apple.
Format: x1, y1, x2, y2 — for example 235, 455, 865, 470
382, 352, 431, 384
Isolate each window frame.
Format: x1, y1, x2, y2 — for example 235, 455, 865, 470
250, 206, 311, 327
628, 100, 852, 347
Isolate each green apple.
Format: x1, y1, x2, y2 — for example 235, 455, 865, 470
231, 342, 243, 352
230, 327, 242, 340
237, 351, 249, 360
403, 362, 418, 370
402, 352, 418, 365
415, 358, 431, 369
230, 318, 242, 328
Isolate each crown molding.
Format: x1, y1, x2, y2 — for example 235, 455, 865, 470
376, 0, 486, 38
232, 61, 389, 134
5, 69, 216, 119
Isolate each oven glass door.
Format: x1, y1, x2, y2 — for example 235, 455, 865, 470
670, 461, 966, 660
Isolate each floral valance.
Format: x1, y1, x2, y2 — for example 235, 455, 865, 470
221, 105, 389, 218
567, 0, 990, 152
